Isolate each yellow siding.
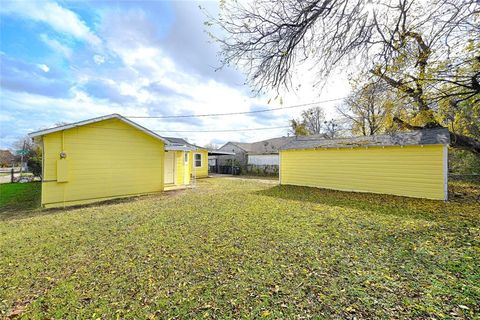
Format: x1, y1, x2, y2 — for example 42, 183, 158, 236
190, 150, 208, 178
280, 145, 446, 200
42, 118, 164, 208
56, 159, 68, 182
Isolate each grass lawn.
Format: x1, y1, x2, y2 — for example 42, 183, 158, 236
0, 178, 479, 318
0, 182, 41, 215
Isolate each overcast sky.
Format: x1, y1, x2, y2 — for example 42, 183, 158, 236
0, 0, 350, 149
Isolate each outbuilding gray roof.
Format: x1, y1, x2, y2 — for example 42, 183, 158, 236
164, 137, 206, 151
164, 137, 190, 145
281, 128, 450, 150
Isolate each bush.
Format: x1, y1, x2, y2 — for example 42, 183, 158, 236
449, 149, 480, 174
27, 157, 42, 178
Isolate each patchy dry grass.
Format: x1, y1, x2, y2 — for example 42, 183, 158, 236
0, 178, 479, 319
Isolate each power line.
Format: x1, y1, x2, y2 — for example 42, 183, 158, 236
41, 124, 290, 134
153, 126, 290, 133
125, 97, 346, 119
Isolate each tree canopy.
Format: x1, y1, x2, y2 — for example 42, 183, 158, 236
210, 0, 480, 153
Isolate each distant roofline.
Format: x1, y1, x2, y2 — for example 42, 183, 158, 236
219, 141, 248, 152
220, 136, 294, 152
28, 114, 168, 143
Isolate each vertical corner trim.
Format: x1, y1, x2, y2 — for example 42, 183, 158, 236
443, 145, 448, 201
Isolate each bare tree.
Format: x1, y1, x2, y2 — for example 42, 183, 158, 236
290, 106, 325, 135
338, 80, 391, 136
302, 106, 325, 134
204, 143, 219, 150
13, 136, 38, 161
209, 0, 480, 153
323, 119, 342, 139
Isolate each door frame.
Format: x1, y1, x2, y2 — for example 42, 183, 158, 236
164, 151, 176, 185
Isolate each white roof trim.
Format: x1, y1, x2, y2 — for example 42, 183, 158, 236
28, 114, 168, 143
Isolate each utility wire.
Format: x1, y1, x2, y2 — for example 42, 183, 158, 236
125, 97, 345, 119
73, 125, 291, 133
153, 126, 290, 133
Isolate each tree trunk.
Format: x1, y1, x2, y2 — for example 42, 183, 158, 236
450, 132, 480, 155
393, 116, 480, 154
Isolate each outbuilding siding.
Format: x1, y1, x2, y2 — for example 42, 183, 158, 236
190, 150, 209, 178
42, 118, 164, 208
280, 145, 446, 200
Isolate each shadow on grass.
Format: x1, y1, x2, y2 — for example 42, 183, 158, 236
254, 182, 480, 222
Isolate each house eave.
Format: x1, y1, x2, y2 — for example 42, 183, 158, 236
28, 114, 169, 144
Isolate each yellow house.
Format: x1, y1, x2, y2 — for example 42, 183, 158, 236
279, 128, 450, 200
29, 114, 202, 208
163, 137, 209, 187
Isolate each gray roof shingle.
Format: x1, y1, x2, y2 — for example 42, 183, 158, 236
280, 128, 450, 150
164, 137, 190, 145
164, 137, 206, 150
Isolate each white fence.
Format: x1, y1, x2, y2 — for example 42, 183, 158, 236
247, 154, 279, 166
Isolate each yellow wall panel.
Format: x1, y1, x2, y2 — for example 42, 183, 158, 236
41, 118, 165, 208
280, 145, 446, 200
190, 150, 208, 178
56, 159, 68, 182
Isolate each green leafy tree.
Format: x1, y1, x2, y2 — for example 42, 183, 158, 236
289, 119, 309, 136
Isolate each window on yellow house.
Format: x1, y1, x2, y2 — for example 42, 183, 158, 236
184, 152, 188, 164
194, 153, 202, 167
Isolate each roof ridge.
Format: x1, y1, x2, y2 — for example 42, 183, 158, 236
281, 128, 450, 150
28, 114, 168, 143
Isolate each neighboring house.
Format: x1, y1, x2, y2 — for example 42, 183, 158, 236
29, 114, 189, 208
217, 136, 295, 167
279, 128, 450, 200
0, 150, 16, 167
163, 137, 209, 182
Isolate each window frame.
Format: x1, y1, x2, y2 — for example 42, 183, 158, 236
194, 153, 202, 168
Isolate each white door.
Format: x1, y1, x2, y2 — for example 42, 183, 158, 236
164, 152, 175, 184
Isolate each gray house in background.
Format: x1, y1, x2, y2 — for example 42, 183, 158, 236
215, 136, 295, 174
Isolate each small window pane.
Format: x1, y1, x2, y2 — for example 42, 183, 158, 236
194, 153, 202, 167
184, 152, 188, 163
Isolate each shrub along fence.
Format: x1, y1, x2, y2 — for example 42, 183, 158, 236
209, 164, 279, 177
244, 164, 279, 177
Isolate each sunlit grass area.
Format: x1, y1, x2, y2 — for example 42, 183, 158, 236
0, 182, 41, 217
0, 178, 478, 318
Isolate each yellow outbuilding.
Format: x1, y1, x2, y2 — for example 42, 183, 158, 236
279, 128, 450, 200
29, 114, 207, 208
163, 137, 209, 187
